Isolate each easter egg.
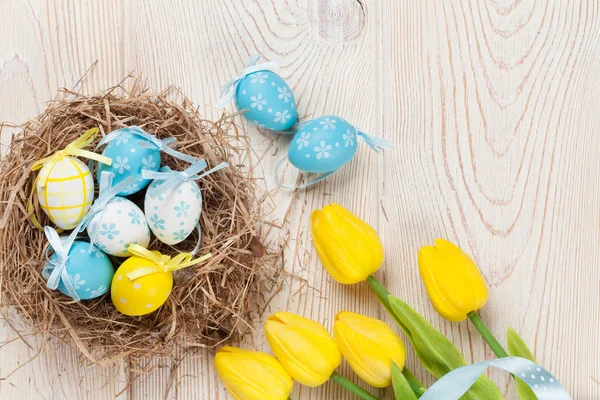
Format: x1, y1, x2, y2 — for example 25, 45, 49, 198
36, 156, 94, 230
144, 180, 201, 245
97, 129, 161, 195
44, 241, 114, 300
235, 70, 297, 131
111, 255, 173, 316
288, 116, 359, 173
86, 197, 151, 257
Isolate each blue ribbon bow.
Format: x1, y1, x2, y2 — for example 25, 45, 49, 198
215, 55, 280, 108
42, 226, 81, 301
79, 171, 135, 248
95, 126, 198, 164
142, 159, 229, 199
420, 356, 571, 400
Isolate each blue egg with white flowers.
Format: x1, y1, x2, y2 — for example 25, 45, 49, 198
97, 127, 161, 196
44, 241, 114, 301
235, 70, 298, 131
288, 116, 359, 173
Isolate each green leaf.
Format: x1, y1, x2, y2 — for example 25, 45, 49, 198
391, 363, 418, 400
507, 327, 535, 362
388, 296, 504, 400
507, 327, 537, 400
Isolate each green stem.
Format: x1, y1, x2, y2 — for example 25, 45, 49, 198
402, 367, 426, 398
365, 276, 428, 397
330, 372, 381, 400
366, 275, 408, 333
467, 311, 508, 358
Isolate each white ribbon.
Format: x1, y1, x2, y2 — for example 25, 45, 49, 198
420, 356, 571, 400
42, 226, 81, 301
141, 160, 229, 199
214, 55, 280, 108
95, 126, 198, 165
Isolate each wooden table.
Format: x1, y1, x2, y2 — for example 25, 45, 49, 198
1, 1, 598, 399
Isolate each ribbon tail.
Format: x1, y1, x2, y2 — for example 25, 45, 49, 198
195, 162, 228, 179
126, 265, 164, 281
215, 83, 237, 108
274, 155, 337, 190
187, 223, 203, 256
357, 130, 393, 153
61, 268, 81, 302
70, 148, 112, 166
161, 142, 199, 164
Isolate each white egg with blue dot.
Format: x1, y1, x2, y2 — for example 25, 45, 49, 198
144, 180, 201, 245
97, 127, 161, 195
235, 70, 298, 131
289, 116, 359, 173
44, 241, 114, 300
86, 197, 151, 257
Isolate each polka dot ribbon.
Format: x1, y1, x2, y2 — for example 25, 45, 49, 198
124, 244, 212, 281
31, 128, 112, 187
141, 159, 228, 199
42, 226, 82, 301
215, 55, 280, 108
419, 356, 571, 400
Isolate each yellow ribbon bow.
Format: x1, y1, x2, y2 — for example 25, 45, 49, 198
125, 244, 212, 280
31, 128, 112, 186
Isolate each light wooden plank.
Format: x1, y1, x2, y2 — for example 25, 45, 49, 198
1, 0, 598, 399
380, 0, 600, 398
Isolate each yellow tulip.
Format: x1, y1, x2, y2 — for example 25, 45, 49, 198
214, 346, 293, 400
418, 238, 488, 322
265, 311, 342, 387
311, 203, 384, 284
334, 311, 406, 388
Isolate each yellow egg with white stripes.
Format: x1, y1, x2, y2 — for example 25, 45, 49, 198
36, 156, 94, 230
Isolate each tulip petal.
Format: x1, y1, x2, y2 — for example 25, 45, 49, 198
215, 347, 293, 400
418, 239, 488, 322
334, 321, 391, 387
265, 312, 341, 387
336, 311, 406, 370
311, 204, 384, 284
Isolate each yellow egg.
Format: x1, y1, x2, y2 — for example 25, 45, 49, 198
36, 156, 94, 230
111, 255, 173, 316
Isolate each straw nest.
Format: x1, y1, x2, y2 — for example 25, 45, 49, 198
0, 78, 282, 364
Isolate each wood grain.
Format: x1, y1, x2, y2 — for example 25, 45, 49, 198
1, 0, 598, 398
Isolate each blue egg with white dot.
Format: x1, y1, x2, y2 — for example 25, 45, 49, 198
235, 70, 298, 131
97, 127, 161, 195
288, 116, 359, 173
45, 241, 114, 300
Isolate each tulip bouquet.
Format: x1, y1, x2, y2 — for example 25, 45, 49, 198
214, 203, 570, 400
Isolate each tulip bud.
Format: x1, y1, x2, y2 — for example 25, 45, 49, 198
214, 346, 293, 400
334, 311, 406, 388
265, 311, 342, 387
418, 238, 488, 322
311, 203, 384, 284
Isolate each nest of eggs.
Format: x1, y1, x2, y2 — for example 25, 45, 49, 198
0, 78, 282, 364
